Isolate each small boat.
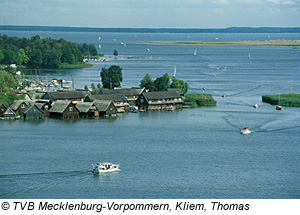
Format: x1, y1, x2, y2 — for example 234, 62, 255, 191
173, 66, 176, 77
194, 49, 197, 56
147, 48, 150, 52
276, 95, 282, 110
240, 127, 252, 134
129, 105, 139, 113
163, 105, 175, 111
254, 104, 258, 108
92, 162, 120, 174
117, 108, 126, 113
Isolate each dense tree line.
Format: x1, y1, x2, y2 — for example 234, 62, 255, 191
0, 35, 98, 68
140, 73, 189, 93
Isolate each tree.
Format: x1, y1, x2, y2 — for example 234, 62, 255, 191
16, 48, 29, 65
113, 50, 118, 57
170, 77, 189, 94
0, 70, 17, 92
140, 73, 155, 91
154, 73, 170, 91
100, 65, 123, 89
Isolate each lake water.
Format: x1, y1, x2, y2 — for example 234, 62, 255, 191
0, 30, 300, 199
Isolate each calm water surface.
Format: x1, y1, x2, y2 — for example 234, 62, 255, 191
0, 30, 300, 198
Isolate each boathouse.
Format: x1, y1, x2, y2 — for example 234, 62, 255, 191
93, 100, 117, 117
100, 88, 146, 104
49, 100, 79, 118
42, 91, 89, 103
23, 104, 44, 119
0, 103, 7, 117
136, 89, 183, 110
3, 107, 16, 119
75, 102, 99, 118
85, 94, 129, 112
9, 100, 28, 115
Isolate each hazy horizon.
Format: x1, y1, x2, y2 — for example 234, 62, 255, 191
1, 0, 299, 29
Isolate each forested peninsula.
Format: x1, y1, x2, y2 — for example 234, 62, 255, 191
0, 35, 96, 68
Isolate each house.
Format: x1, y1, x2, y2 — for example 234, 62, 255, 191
49, 100, 80, 118
85, 94, 129, 112
24, 100, 51, 117
3, 107, 16, 119
100, 88, 146, 104
42, 91, 89, 103
135, 89, 183, 110
75, 102, 99, 118
0, 103, 7, 117
9, 100, 28, 115
23, 104, 44, 119
93, 100, 117, 117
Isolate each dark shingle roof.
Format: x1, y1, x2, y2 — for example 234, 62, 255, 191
23, 104, 44, 115
75, 102, 94, 113
49, 100, 72, 113
87, 94, 127, 102
142, 90, 182, 101
100, 88, 145, 96
43, 91, 89, 101
9, 100, 26, 110
93, 100, 112, 111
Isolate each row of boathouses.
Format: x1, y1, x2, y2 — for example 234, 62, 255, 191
0, 87, 184, 119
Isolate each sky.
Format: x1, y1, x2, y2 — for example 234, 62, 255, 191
0, 0, 299, 28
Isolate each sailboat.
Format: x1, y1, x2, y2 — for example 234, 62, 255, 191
248, 52, 251, 59
276, 94, 282, 110
99, 44, 101, 49
173, 66, 176, 77
194, 49, 197, 56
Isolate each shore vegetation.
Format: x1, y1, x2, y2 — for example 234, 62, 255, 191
0, 35, 97, 69
183, 93, 217, 107
262, 94, 300, 107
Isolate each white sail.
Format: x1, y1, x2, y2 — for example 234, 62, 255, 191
194, 49, 197, 56
173, 66, 176, 77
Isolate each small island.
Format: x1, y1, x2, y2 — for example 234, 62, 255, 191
141, 40, 300, 46
262, 94, 300, 107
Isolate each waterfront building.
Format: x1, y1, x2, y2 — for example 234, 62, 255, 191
23, 104, 44, 119
93, 100, 117, 117
85, 94, 129, 112
9, 100, 29, 115
0, 103, 7, 117
49, 100, 80, 118
75, 102, 99, 118
42, 91, 89, 103
100, 87, 146, 104
136, 89, 183, 110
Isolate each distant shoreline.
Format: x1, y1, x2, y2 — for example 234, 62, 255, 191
141, 40, 300, 46
1, 25, 300, 33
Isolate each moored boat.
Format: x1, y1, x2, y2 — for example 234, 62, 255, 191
92, 162, 120, 174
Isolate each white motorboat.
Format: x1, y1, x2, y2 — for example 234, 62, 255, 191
240, 127, 252, 134
276, 105, 282, 110
92, 162, 120, 174
129, 105, 139, 112
254, 104, 258, 108
163, 105, 175, 111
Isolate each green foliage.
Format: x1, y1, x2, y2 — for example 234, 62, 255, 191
154, 73, 170, 91
84, 84, 89, 90
170, 77, 189, 94
100, 65, 123, 89
90, 82, 103, 95
0, 70, 17, 92
262, 94, 300, 107
183, 93, 217, 107
0, 35, 96, 68
140, 73, 155, 91
113, 50, 118, 57
0, 92, 25, 107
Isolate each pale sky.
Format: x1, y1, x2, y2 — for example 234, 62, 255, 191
0, 0, 299, 28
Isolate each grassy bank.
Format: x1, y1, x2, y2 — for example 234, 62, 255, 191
141, 40, 300, 46
262, 94, 300, 107
183, 93, 217, 108
58, 62, 94, 69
